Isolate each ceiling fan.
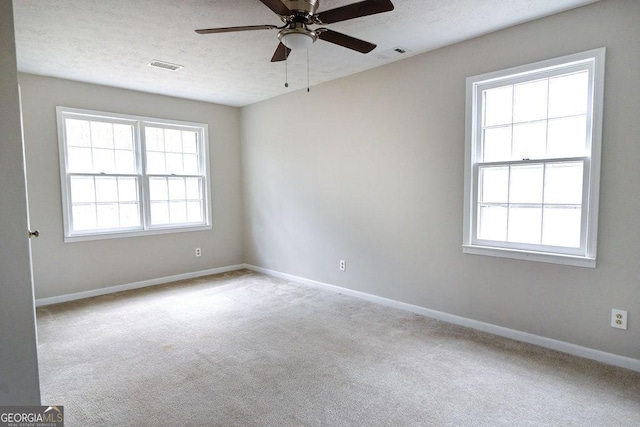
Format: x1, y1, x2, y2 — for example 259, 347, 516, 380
196, 0, 395, 62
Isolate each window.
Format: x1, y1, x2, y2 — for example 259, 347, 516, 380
57, 107, 211, 242
463, 48, 605, 267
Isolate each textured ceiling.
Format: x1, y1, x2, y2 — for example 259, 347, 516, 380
13, 0, 599, 107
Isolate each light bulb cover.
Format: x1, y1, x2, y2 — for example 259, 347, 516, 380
279, 29, 316, 50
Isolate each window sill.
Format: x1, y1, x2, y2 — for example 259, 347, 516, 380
64, 224, 212, 243
462, 244, 596, 268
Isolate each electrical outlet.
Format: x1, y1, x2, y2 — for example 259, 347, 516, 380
339, 260, 346, 271
195, 247, 201, 257
611, 309, 627, 330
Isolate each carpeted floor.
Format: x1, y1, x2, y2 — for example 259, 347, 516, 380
36, 270, 640, 426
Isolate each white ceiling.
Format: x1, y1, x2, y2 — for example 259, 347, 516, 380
13, 0, 599, 107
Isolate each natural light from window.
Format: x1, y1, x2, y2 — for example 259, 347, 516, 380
463, 49, 605, 267
57, 107, 211, 241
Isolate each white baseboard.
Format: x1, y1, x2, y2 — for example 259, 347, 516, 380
35, 264, 246, 307
36, 262, 639, 372
245, 264, 640, 373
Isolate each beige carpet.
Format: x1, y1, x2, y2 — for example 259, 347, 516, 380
36, 270, 640, 426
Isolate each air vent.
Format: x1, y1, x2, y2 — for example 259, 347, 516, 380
374, 46, 411, 61
148, 60, 184, 71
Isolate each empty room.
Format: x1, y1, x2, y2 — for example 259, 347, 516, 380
1, 0, 639, 425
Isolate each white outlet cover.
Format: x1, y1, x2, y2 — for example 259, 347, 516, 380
611, 309, 628, 330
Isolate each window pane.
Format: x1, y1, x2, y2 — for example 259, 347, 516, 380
187, 201, 203, 222
480, 166, 509, 203
183, 154, 199, 175
478, 205, 507, 241
183, 131, 198, 153
151, 201, 170, 225
117, 177, 138, 203
70, 176, 96, 203
166, 153, 183, 174
185, 178, 201, 200
70, 175, 141, 232
542, 206, 581, 248
168, 177, 186, 200
512, 121, 547, 160
544, 162, 584, 205
149, 177, 169, 201
513, 79, 548, 123
91, 122, 114, 149
547, 115, 587, 158
96, 203, 119, 228
95, 177, 118, 202
66, 119, 91, 147
67, 147, 93, 173
508, 206, 542, 244
484, 85, 513, 126
165, 129, 182, 152
72, 204, 97, 231
115, 150, 136, 174
119, 203, 140, 227
113, 124, 134, 150
169, 201, 188, 224
145, 127, 164, 151
93, 148, 115, 173
548, 71, 589, 118
482, 126, 511, 162
509, 164, 543, 204
144, 127, 202, 177
146, 152, 166, 174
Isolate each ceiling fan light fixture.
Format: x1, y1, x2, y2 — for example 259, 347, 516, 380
279, 29, 316, 50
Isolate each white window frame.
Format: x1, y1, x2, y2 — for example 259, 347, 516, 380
57, 107, 212, 242
462, 48, 605, 268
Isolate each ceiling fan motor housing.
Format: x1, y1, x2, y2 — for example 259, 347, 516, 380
282, 0, 319, 15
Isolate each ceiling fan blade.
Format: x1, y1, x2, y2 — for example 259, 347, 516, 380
196, 25, 278, 34
316, 0, 394, 24
259, 0, 292, 16
317, 29, 376, 53
271, 42, 292, 62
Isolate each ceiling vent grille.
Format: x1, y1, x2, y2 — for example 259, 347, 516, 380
374, 46, 411, 61
148, 60, 184, 71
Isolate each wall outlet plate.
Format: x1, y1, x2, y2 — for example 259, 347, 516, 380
339, 260, 346, 271
611, 309, 628, 330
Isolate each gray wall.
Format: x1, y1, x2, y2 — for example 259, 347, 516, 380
242, 0, 640, 360
0, 1, 40, 404
19, 74, 244, 299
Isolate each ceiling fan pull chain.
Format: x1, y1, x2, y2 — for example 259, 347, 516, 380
307, 49, 310, 93
285, 58, 289, 88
